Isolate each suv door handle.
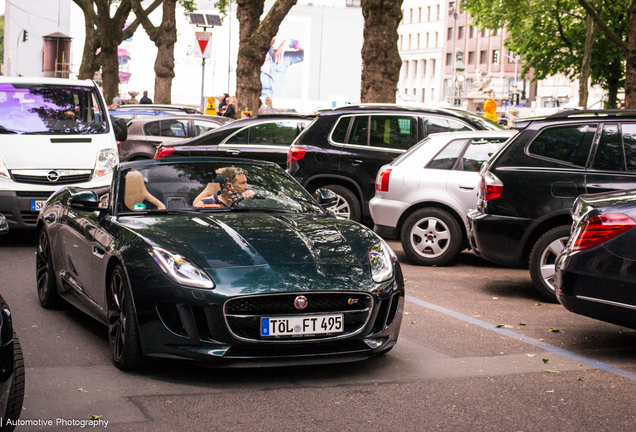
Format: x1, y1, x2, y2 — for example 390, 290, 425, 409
226, 149, 241, 155
459, 183, 475, 190
348, 159, 363, 166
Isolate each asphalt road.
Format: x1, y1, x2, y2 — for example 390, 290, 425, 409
1, 230, 636, 432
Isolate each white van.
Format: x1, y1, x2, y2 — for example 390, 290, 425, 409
0, 77, 125, 232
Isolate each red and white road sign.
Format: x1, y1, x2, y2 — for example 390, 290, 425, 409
194, 32, 213, 58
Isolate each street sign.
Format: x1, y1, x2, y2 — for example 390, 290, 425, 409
194, 32, 213, 58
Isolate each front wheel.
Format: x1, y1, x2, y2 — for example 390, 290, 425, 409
321, 185, 362, 222
108, 265, 143, 370
400, 208, 463, 266
529, 225, 571, 302
36, 229, 62, 308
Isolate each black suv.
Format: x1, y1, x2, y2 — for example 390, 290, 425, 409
468, 109, 636, 300
155, 114, 314, 169
286, 104, 501, 222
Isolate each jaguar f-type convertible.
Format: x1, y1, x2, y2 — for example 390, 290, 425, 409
36, 158, 403, 369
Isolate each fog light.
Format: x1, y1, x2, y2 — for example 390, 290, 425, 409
0, 214, 8, 234
363, 337, 389, 349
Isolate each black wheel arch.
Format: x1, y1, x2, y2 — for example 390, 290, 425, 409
520, 211, 573, 264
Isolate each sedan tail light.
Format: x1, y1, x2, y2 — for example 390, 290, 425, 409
155, 146, 175, 159
287, 146, 306, 162
480, 171, 503, 201
376, 168, 392, 192
117, 141, 123, 147
569, 214, 636, 252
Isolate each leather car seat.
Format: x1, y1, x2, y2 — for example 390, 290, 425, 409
124, 170, 166, 211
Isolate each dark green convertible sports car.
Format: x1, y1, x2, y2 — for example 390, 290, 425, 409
36, 158, 404, 369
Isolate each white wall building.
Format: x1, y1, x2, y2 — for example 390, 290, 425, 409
397, 0, 444, 105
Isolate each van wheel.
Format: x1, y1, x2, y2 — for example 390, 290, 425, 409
529, 225, 570, 302
401, 208, 462, 266
322, 185, 362, 222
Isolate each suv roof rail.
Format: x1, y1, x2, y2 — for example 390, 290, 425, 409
546, 109, 636, 120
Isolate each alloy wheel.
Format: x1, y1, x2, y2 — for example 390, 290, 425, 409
108, 271, 127, 362
326, 194, 351, 219
538, 236, 569, 292
36, 231, 51, 302
409, 217, 451, 258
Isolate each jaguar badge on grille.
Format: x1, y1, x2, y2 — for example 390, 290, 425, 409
294, 295, 308, 310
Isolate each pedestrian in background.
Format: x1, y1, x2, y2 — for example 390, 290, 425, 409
139, 91, 152, 104
112, 93, 122, 106
259, 97, 275, 114
223, 97, 237, 119
217, 94, 230, 116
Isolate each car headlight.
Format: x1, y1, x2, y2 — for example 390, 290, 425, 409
0, 156, 10, 179
93, 149, 118, 178
369, 242, 394, 283
150, 247, 215, 289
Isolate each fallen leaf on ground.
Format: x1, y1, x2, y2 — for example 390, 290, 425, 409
546, 390, 554, 393
404, 312, 410, 315
78, 388, 83, 392
527, 354, 535, 357
496, 324, 505, 328
90, 415, 101, 420
519, 322, 526, 325
542, 359, 549, 364
578, 377, 584, 381
549, 327, 560, 332
545, 370, 561, 373
536, 302, 542, 306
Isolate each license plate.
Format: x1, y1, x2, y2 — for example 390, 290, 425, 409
261, 314, 343, 337
31, 200, 47, 211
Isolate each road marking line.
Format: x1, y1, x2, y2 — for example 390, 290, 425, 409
406, 295, 636, 381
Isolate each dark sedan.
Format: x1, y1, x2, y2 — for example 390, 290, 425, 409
36, 158, 403, 369
556, 189, 636, 328
155, 114, 314, 169
118, 115, 232, 161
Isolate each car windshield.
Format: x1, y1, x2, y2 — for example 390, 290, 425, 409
0, 83, 108, 134
115, 161, 323, 215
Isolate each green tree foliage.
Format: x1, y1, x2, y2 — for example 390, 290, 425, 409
464, 0, 628, 107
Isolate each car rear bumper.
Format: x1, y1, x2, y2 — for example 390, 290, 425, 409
369, 197, 409, 239
467, 209, 534, 267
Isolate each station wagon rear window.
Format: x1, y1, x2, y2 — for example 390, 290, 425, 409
0, 83, 108, 135
528, 125, 596, 166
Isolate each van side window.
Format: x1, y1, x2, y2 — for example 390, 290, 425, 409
528, 125, 595, 166
592, 125, 624, 171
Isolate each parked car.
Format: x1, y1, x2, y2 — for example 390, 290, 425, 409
118, 115, 231, 161
0, 77, 125, 231
468, 109, 636, 300
0, 294, 25, 430
109, 104, 202, 120
155, 114, 314, 169
287, 104, 502, 222
370, 130, 517, 266
36, 158, 403, 369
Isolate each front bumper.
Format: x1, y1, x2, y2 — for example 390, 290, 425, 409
467, 209, 534, 267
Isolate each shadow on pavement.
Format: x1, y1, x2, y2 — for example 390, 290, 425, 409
0, 229, 37, 247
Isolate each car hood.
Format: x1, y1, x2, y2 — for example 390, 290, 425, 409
116, 212, 382, 290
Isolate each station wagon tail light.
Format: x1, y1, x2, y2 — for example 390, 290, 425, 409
376, 168, 392, 192
150, 247, 215, 289
93, 149, 118, 178
480, 171, 503, 201
287, 146, 306, 162
155, 146, 175, 159
569, 214, 636, 252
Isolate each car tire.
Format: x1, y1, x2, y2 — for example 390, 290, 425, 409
36, 228, 62, 309
400, 208, 462, 266
322, 185, 362, 222
108, 265, 143, 370
3, 332, 25, 431
529, 225, 571, 302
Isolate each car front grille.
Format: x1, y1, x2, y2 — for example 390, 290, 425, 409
12, 173, 92, 185
224, 292, 373, 342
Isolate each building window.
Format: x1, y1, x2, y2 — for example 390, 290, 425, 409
417, 33, 420, 49
481, 29, 488, 37
436, 5, 440, 20
435, 32, 439, 47
469, 26, 475, 38
409, 34, 412, 49
401, 10, 404, 24
400, 35, 403, 50
418, 7, 422, 22
431, 88, 435, 101
410, 9, 413, 23
494, 28, 502, 36
422, 88, 426, 103
413, 61, 418, 77
447, 27, 453, 41
404, 60, 409, 77
426, 33, 430, 48
427, 6, 431, 21
422, 60, 427, 77
480, 50, 487, 64
468, 51, 475, 65
446, 53, 452, 66
404, 88, 408, 94
413, 88, 417, 98
458, 26, 465, 39
492, 50, 500, 64
449, 1, 455, 15
508, 52, 517, 63
430, 59, 436, 76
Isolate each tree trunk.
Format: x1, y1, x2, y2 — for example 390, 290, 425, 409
578, 15, 596, 108
78, 21, 100, 80
101, 45, 120, 105
607, 77, 619, 108
235, 0, 298, 115
360, 0, 404, 103
153, 0, 177, 104
626, 0, 636, 108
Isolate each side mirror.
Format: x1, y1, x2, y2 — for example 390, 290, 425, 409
313, 188, 338, 209
112, 117, 128, 142
69, 191, 102, 211
0, 214, 8, 235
